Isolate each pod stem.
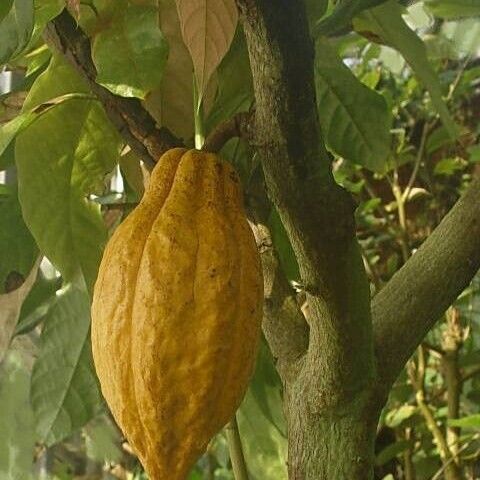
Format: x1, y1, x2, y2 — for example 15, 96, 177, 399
225, 415, 250, 480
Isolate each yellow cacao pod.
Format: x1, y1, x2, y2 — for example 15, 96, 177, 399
91, 148, 263, 479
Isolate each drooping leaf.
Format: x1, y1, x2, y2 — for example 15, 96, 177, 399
15, 56, 121, 292
0, 260, 39, 362
315, 37, 391, 172
175, 0, 238, 98
237, 398, 287, 479
248, 340, 286, 436
353, 0, 459, 139
14, 270, 62, 336
237, 342, 288, 480
206, 28, 253, 133
0, 0, 34, 65
30, 285, 102, 446
425, 0, 480, 18
0, 188, 38, 292
0, 92, 96, 158
92, 1, 168, 98
0, 349, 36, 480
145, 0, 195, 140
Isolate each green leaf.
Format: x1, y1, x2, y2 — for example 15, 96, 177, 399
385, 405, 418, 427
433, 157, 466, 176
248, 340, 286, 436
354, 0, 459, 139
84, 415, 123, 464
0, 0, 34, 65
314, 0, 388, 36
375, 439, 413, 466
32, 0, 64, 37
238, 342, 288, 480
305, 0, 328, 31
0, 350, 35, 480
0, 0, 14, 22
0, 92, 96, 158
268, 209, 300, 281
206, 29, 253, 133
30, 286, 102, 446
0, 189, 38, 293
448, 414, 480, 428
16, 56, 121, 292
92, 1, 168, 98
425, 0, 480, 18
315, 37, 391, 172
14, 271, 61, 336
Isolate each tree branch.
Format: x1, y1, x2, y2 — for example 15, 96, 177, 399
44, 9, 182, 168
202, 111, 253, 153
373, 177, 480, 390
252, 222, 309, 378
237, 0, 375, 406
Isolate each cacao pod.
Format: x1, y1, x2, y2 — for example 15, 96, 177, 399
91, 148, 263, 479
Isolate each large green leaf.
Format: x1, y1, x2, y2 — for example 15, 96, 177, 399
314, 0, 387, 36
0, 0, 14, 22
0, 188, 38, 292
92, 1, 168, 98
0, 0, 34, 65
315, 37, 391, 172
354, 0, 459, 139
0, 93, 96, 158
425, 0, 480, 18
206, 29, 253, 133
0, 350, 36, 480
30, 286, 102, 446
32, 0, 64, 36
15, 56, 121, 291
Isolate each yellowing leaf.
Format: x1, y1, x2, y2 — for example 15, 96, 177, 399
175, 0, 238, 98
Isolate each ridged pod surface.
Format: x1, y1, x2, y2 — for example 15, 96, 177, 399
91, 148, 263, 479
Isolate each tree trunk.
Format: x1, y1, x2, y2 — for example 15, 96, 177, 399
285, 389, 380, 479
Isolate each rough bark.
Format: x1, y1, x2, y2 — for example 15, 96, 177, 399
285, 385, 381, 479
236, 0, 376, 405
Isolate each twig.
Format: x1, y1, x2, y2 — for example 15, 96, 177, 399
44, 9, 182, 168
202, 111, 253, 154
402, 122, 430, 204
461, 365, 480, 384
408, 347, 462, 480
431, 433, 480, 480
225, 416, 250, 480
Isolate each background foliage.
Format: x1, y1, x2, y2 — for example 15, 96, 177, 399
0, 0, 479, 478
